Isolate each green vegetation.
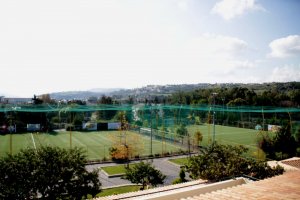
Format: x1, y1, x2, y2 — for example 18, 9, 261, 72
169, 157, 188, 166
0, 130, 184, 160
0, 146, 101, 199
124, 161, 166, 190
168, 83, 300, 106
101, 164, 137, 175
47, 82, 300, 105
96, 185, 141, 197
172, 168, 187, 184
0, 124, 263, 160
187, 124, 259, 155
176, 124, 188, 144
258, 123, 300, 160
185, 143, 284, 182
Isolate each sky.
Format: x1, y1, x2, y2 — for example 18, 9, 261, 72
0, 0, 300, 97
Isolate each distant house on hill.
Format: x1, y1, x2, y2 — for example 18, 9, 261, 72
0, 97, 32, 104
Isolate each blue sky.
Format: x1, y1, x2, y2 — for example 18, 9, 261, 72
0, 0, 299, 97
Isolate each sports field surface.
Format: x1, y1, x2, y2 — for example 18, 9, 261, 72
187, 124, 263, 156
0, 130, 185, 160
0, 125, 262, 160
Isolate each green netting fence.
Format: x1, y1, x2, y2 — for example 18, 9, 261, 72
1, 103, 299, 161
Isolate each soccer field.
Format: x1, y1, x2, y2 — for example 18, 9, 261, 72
0, 130, 186, 160
0, 125, 262, 160
187, 124, 261, 155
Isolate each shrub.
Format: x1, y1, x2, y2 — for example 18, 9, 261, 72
258, 123, 298, 160
172, 168, 187, 184
124, 161, 166, 190
0, 147, 101, 199
186, 143, 284, 182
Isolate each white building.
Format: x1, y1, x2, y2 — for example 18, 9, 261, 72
0, 97, 32, 104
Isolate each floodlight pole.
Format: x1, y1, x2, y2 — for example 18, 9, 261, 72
8, 109, 14, 155
212, 93, 218, 145
150, 104, 153, 157
221, 97, 225, 117
70, 111, 72, 149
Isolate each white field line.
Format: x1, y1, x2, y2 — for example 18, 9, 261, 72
31, 133, 37, 150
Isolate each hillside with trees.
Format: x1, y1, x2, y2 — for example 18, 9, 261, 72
166, 82, 300, 106
44, 82, 300, 105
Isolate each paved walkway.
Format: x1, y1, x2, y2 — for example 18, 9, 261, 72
86, 155, 191, 188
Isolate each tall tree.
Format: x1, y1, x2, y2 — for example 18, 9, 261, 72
0, 147, 101, 199
124, 161, 166, 190
32, 95, 43, 105
176, 124, 188, 144
39, 94, 54, 104
258, 123, 298, 160
194, 130, 203, 148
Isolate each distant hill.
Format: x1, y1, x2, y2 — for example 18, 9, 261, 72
49, 88, 122, 100
49, 91, 101, 100
89, 88, 123, 93
109, 84, 215, 99
109, 82, 300, 99
48, 84, 215, 100
48, 82, 300, 100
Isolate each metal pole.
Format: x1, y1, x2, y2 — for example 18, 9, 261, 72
126, 145, 129, 168
150, 105, 153, 156
262, 108, 265, 131
9, 111, 13, 155
70, 112, 72, 148
212, 93, 217, 145
188, 132, 191, 157
10, 132, 12, 155
213, 107, 215, 144
222, 97, 225, 119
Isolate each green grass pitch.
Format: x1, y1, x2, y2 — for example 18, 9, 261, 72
187, 124, 263, 156
0, 125, 262, 160
0, 130, 185, 160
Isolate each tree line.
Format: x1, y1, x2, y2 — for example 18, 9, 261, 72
166, 85, 300, 107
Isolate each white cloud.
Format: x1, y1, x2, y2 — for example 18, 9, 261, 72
177, 0, 189, 12
212, 0, 265, 20
0, 1, 266, 96
231, 60, 255, 69
0, 27, 255, 97
268, 35, 300, 58
183, 34, 249, 57
267, 65, 300, 82
179, 34, 251, 73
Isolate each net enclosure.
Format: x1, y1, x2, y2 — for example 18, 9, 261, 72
1, 103, 300, 161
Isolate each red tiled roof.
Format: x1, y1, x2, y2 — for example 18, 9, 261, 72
282, 159, 300, 169
182, 171, 300, 200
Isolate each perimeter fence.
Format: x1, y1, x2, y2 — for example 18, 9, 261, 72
0, 103, 299, 161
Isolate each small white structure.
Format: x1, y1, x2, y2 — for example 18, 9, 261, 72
27, 124, 40, 132
1, 97, 32, 104
268, 125, 281, 132
108, 122, 121, 130
82, 122, 97, 131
